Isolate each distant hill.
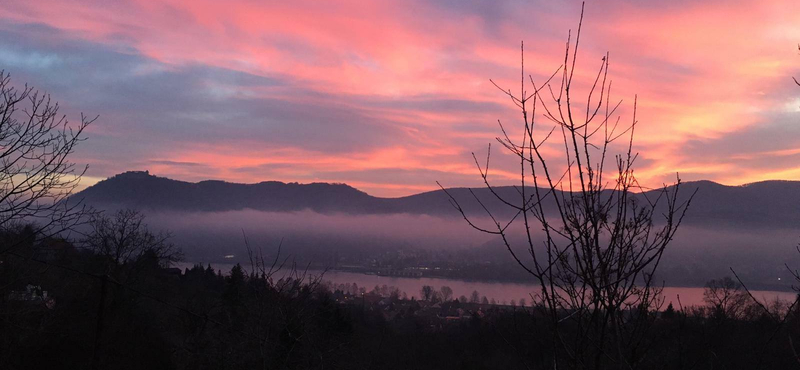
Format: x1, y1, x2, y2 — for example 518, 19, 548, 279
73, 171, 381, 213
73, 171, 800, 228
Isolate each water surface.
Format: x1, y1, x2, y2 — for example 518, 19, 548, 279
178, 262, 796, 308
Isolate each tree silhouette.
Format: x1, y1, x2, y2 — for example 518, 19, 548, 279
439, 4, 694, 368
703, 277, 751, 320
0, 71, 93, 248
794, 44, 799, 86
420, 285, 434, 301
439, 286, 453, 302
83, 209, 180, 278
470, 290, 480, 303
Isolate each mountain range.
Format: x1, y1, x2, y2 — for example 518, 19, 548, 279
73, 171, 800, 229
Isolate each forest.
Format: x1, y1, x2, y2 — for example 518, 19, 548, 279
3, 219, 800, 369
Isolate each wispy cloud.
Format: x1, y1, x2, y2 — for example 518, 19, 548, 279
1, 0, 798, 196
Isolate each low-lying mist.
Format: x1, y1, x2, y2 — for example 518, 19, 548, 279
137, 209, 800, 290
144, 209, 494, 260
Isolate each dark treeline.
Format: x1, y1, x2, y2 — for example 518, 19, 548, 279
3, 218, 800, 370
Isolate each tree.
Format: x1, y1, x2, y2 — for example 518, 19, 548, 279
80, 209, 178, 368
0, 71, 93, 247
470, 290, 480, 303
0, 73, 93, 347
703, 277, 751, 319
224, 263, 246, 304
84, 209, 180, 276
440, 286, 453, 302
420, 285, 434, 301
794, 44, 799, 86
662, 302, 676, 319
440, 4, 694, 368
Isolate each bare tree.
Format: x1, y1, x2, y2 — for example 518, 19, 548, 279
470, 290, 481, 303
420, 285, 434, 301
703, 277, 751, 319
439, 4, 694, 369
84, 209, 180, 275
81, 209, 179, 368
0, 71, 93, 248
440, 285, 454, 302
794, 44, 800, 86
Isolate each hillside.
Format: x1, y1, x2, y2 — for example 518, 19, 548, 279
73, 171, 800, 228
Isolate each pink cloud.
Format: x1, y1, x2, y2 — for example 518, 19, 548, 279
2, 0, 799, 196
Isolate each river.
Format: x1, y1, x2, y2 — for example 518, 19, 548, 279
176, 262, 796, 308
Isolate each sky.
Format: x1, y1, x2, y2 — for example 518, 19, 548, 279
1, 0, 799, 197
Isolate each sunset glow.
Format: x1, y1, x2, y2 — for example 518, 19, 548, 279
2, 0, 799, 196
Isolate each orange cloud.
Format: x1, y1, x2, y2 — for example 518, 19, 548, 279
2, 0, 799, 196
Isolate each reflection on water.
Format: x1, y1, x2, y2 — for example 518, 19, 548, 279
176, 262, 796, 308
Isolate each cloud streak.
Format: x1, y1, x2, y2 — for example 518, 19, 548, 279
0, 0, 798, 196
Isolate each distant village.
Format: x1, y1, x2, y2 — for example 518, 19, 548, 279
325, 281, 529, 329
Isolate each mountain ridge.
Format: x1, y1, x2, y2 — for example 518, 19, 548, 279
72, 171, 800, 228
